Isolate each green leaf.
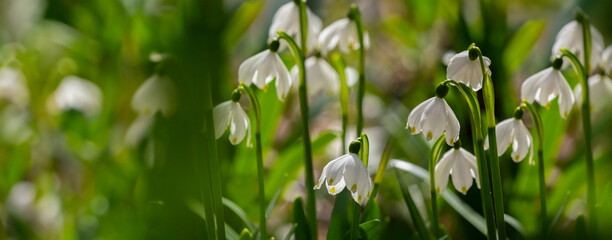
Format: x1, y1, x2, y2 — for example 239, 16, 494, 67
222, 1, 264, 50
358, 219, 383, 240
361, 198, 382, 223
395, 169, 431, 240
223, 198, 256, 232
503, 20, 547, 72
239, 228, 253, 240
266, 175, 287, 220
574, 215, 587, 239
327, 190, 350, 240
292, 197, 311, 240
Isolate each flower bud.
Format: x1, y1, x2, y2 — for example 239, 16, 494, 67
435, 83, 449, 98
269, 40, 280, 52
349, 140, 361, 154
231, 90, 241, 102
513, 107, 524, 119
468, 48, 479, 61
552, 58, 563, 70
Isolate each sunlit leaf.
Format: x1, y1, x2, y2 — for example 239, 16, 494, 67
503, 20, 546, 72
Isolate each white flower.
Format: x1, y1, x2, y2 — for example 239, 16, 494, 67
345, 66, 358, 87
601, 45, 612, 75
213, 100, 251, 146
406, 90, 460, 146
435, 146, 480, 195
551, 20, 604, 69
446, 50, 492, 91
574, 74, 612, 111
131, 74, 176, 117
521, 66, 574, 118
268, 1, 322, 52
290, 56, 339, 96
238, 47, 292, 101
124, 114, 155, 147
0, 67, 30, 107
48, 76, 102, 117
318, 18, 370, 54
485, 116, 534, 164
314, 146, 372, 206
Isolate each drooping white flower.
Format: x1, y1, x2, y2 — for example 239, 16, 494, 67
602, 45, 612, 75
318, 18, 370, 54
485, 110, 534, 164
47, 76, 102, 117
435, 143, 480, 195
446, 49, 492, 91
0, 67, 30, 107
131, 74, 177, 117
521, 61, 574, 118
238, 41, 292, 101
213, 93, 251, 146
406, 84, 460, 146
268, 1, 322, 52
551, 20, 604, 69
290, 55, 339, 96
124, 114, 155, 147
314, 141, 372, 206
574, 73, 612, 111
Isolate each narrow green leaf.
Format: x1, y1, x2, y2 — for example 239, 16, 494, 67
549, 192, 571, 234
326, 190, 350, 240
223, 198, 256, 232
361, 198, 382, 223
293, 197, 311, 240
284, 224, 298, 240
395, 169, 431, 240
574, 215, 587, 239
222, 1, 264, 50
503, 20, 547, 72
358, 219, 383, 240
266, 175, 287, 220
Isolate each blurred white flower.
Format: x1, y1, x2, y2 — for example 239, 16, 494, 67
442, 50, 457, 66
318, 18, 370, 54
345, 66, 358, 87
48, 76, 102, 117
268, 1, 322, 52
131, 74, 176, 117
238, 43, 291, 101
1, 106, 33, 144
435, 144, 480, 195
521, 64, 574, 118
213, 99, 251, 146
124, 114, 155, 147
551, 20, 604, 69
602, 45, 612, 75
290, 55, 339, 96
0, 67, 30, 107
574, 73, 612, 112
446, 50, 491, 91
314, 141, 372, 206
406, 85, 460, 146
485, 113, 534, 164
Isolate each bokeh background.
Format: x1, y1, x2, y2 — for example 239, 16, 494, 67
1, 0, 612, 239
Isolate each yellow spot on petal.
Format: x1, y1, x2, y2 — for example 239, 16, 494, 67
358, 195, 362, 202
514, 155, 520, 161
367, 192, 370, 198
461, 186, 467, 194
330, 187, 336, 194
450, 138, 455, 144
315, 182, 319, 188
426, 131, 433, 140
411, 127, 416, 134
351, 184, 357, 191
545, 102, 551, 109
263, 85, 269, 92
436, 187, 441, 194
281, 93, 285, 100
232, 137, 237, 143
328, 178, 334, 185
563, 111, 568, 118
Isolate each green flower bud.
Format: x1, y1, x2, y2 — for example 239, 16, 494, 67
349, 140, 361, 154
269, 40, 280, 52
435, 83, 450, 98
231, 90, 241, 102
468, 48, 479, 61
552, 58, 563, 70
453, 139, 462, 149
514, 107, 524, 119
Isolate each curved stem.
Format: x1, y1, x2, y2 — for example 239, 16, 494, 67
429, 135, 446, 239
238, 83, 266, 239
521, 101, 547, 238
351, 6, 366, 136
473, 45, 506, 239
442, 79, 496, 239
277, 30, 317, 240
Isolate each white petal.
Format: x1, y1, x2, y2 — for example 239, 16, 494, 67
53, 76, 103, 117
342, 154, 360, 193
228, 102, 249, 145
602, 45, 612, 74
273, 54, 292, 101
434, 149, 455, 194
318, 18, 349, 54
325, 154, 351, 195
345, 67, 358, 87
511, 120, 532, 162
459, 148, 480, 188
406, 97, 434, 134
213, 101, 233, 139
443, 100, 460, 145
132, 74, 176, 117
420, 98, 448, 141
239, 51, 266, 86
556, 73, 574, 119
494, 118, 516, 156
451, 151, 474, 195
125, 114, 155, 147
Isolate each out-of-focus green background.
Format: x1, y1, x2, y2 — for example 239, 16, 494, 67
1, 0, 612, 239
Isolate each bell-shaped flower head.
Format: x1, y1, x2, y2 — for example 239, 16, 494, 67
435, 141, 480, 195
485, 108, 534, 164
48, 76, 102, 117
213, 90, 251, 146
131, 74, 177, 117
268, 0, 322, 52
0, 67, 30, 107
318, 9, 370, 55
602, 45, 612, 75
290, 52, 340, 96
446, 48, 492, 91
574, 72, 612, 112
239, 40, 292, 101
314, 140, 372, 206
406, 84, 460, 146
521, 58, 574, 118
551, 19, 604, 69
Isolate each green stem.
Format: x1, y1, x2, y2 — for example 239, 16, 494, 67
351, 5, 366, 136
330, 53, 350, 154
429, 135, 446, 239
351, 133, 370, 240
522, 101, 547, 238
277, 30, 317, 240
442, 79, 496, 239
238, 83, 266, 239
206, 76, 225, 240
473, 46, 506, 239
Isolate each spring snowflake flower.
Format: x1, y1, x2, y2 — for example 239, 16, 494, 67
318, 13, 370, 54
0, 67, 30, 107
314, 141, 372, 206
131, 74, 177, 117
47, 76, 102, 117
485, 109, 534, 164
446, 48, 492, 91
239, 40, 292, 101
551, 20, 604, 69
521, 59, 574, 118
213, 91, 251, 146
435, 141, 480, 195
574, 73, 612, 111
290, 53, 339, 96
601, 45, 612, 75
406, 84, 460, 146
268, 0, 322, 52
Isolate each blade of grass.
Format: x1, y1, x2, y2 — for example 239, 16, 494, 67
395, 169, 431, 240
